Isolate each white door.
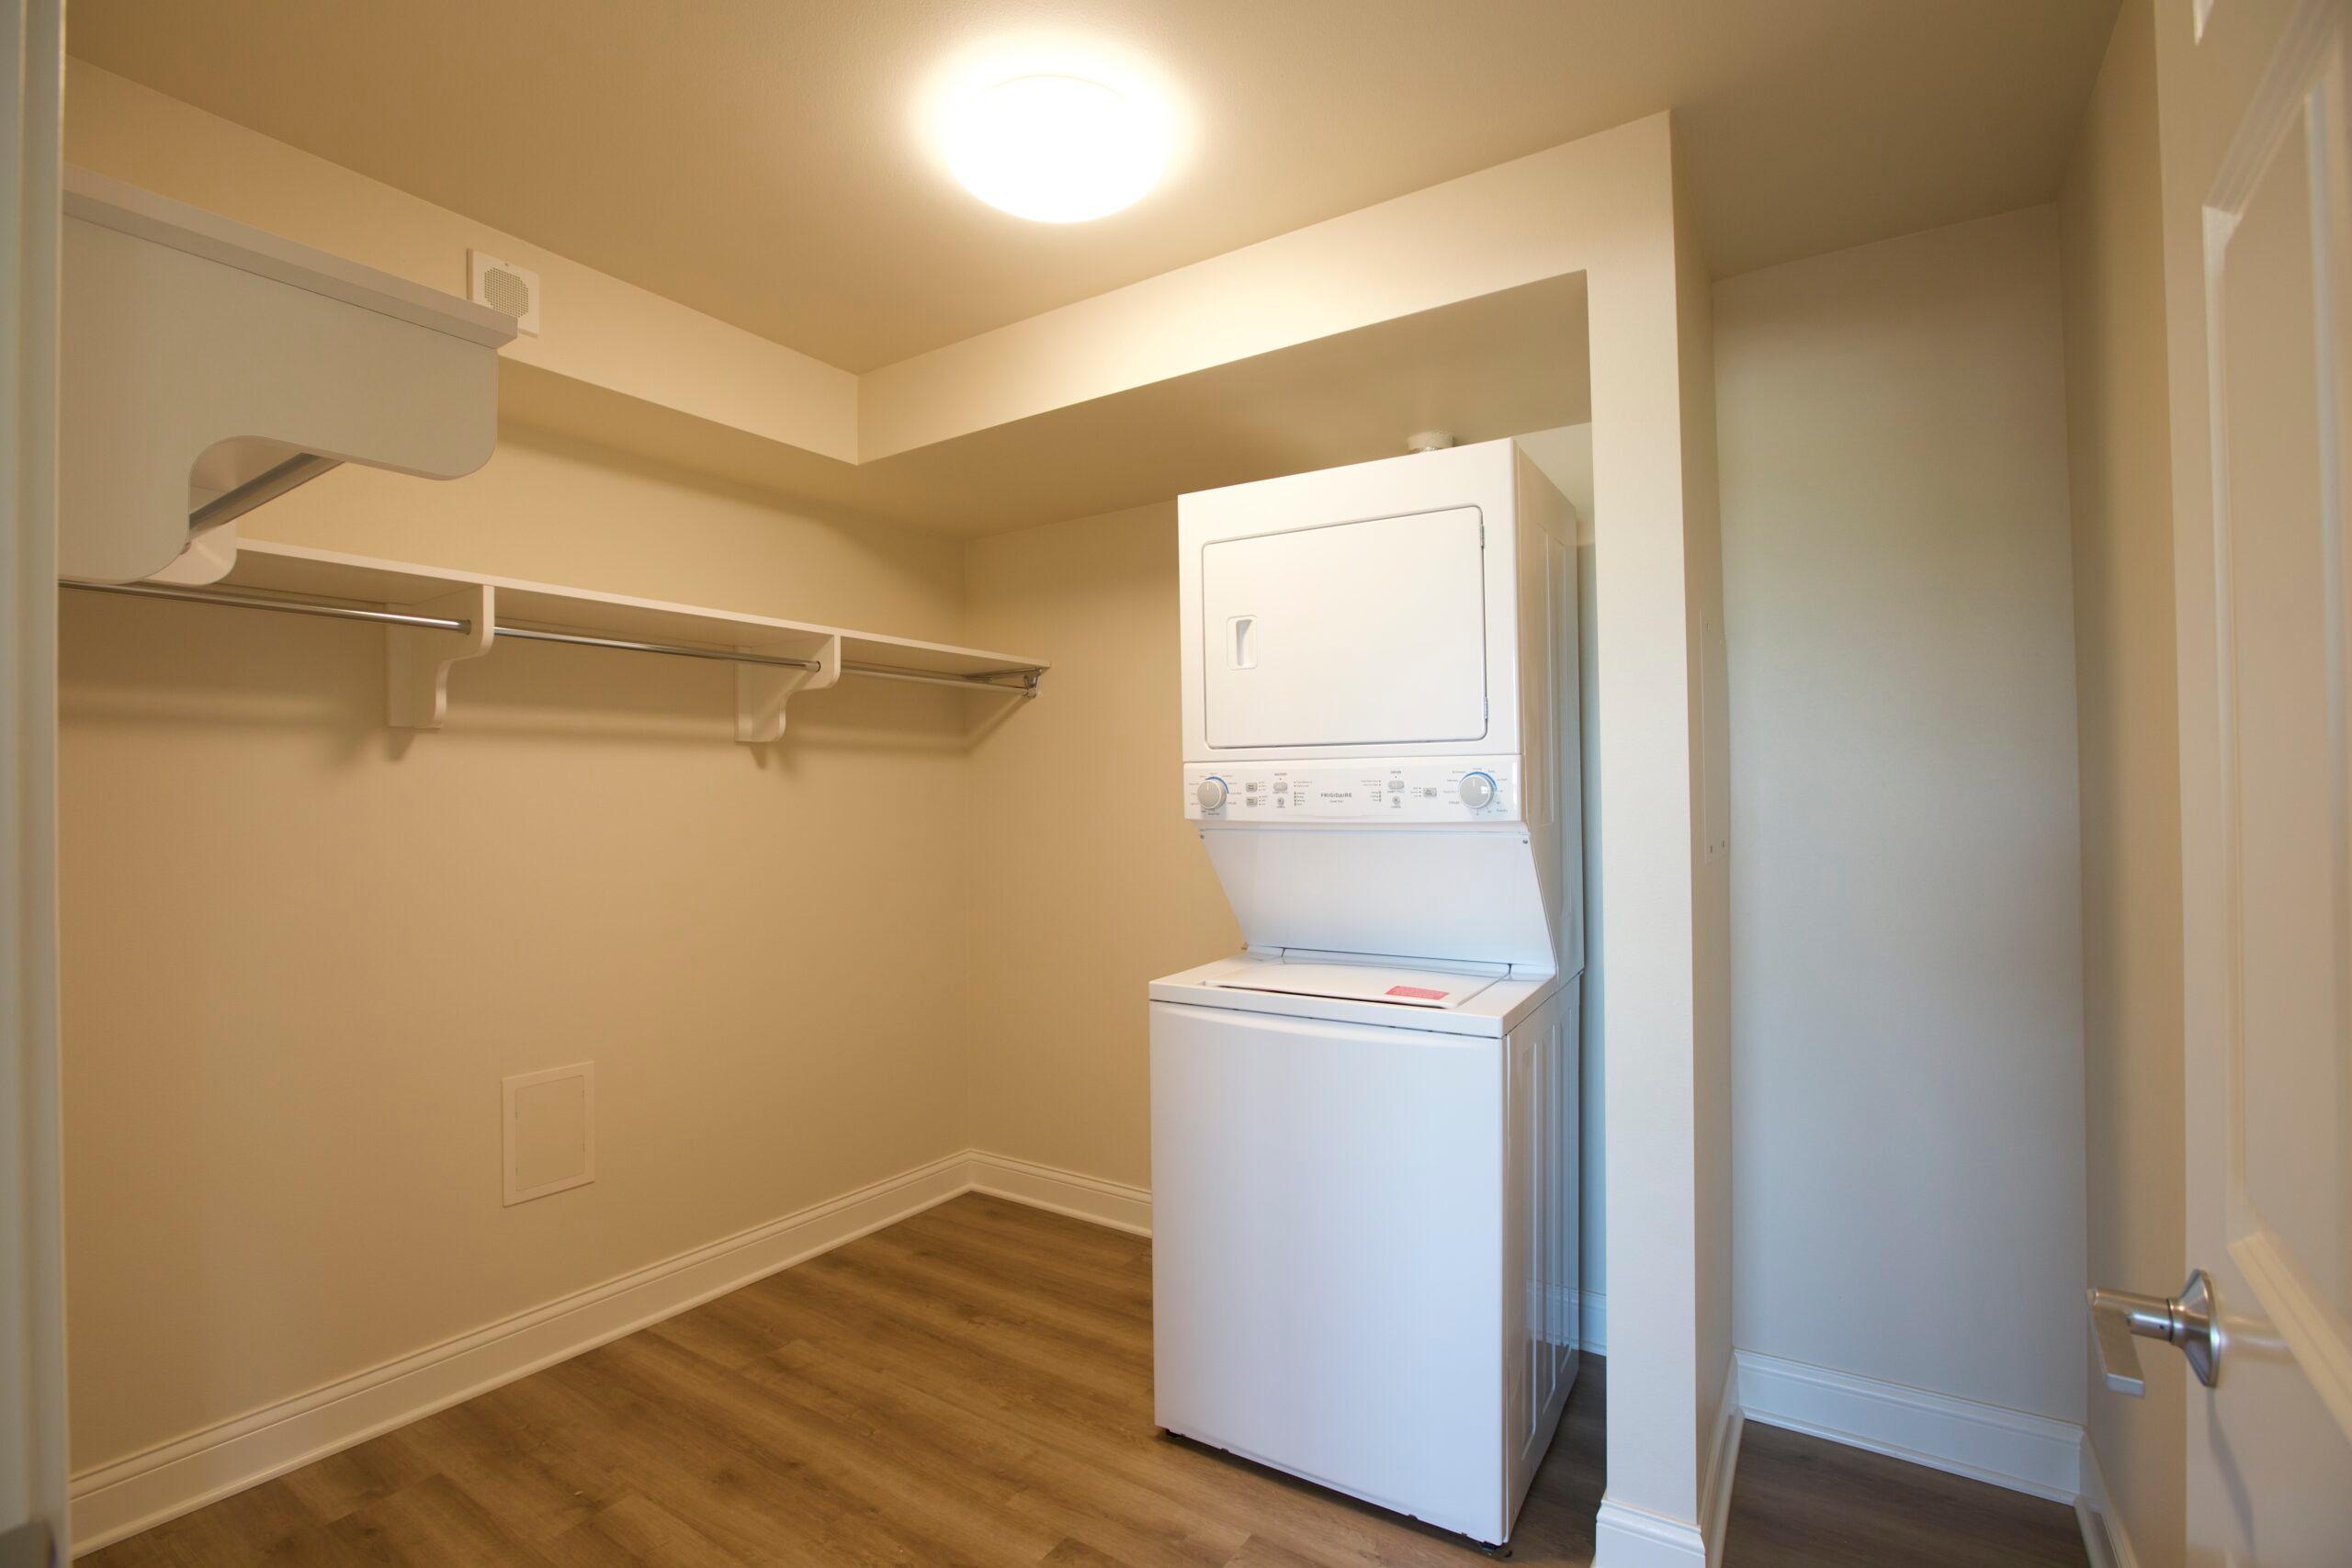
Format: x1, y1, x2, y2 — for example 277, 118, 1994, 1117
2160, 0, 2352, 1559
0, 0, 70, 1563
1200, 507, 1488, 750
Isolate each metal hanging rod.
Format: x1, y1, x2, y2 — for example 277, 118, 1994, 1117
842, 659, 1040, 696
61, 579, 1043, 694
188, 454, 345, 532
493, 624, 822, 671
68, 580, 471, 633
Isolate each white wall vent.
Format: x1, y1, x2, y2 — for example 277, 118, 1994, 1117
503, 1062, 594, 1204
469, 249, 541, 337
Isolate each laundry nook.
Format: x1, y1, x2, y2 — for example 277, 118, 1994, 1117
1152, 441, 1584, 1544
2, 6, 2346, 1568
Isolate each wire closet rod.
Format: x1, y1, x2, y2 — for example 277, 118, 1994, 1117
62, 579, 1045, 695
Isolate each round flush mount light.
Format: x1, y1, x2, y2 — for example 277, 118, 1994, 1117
943, 74, 1168, 222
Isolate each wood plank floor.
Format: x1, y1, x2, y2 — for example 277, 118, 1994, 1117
89, 1194, 2086, 1566
1719, 1423, 2089, 1568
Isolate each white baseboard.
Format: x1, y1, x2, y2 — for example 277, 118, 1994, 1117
70, 1148, 1117, 1556
1607, 1350, 2082, 1566
966, 1148, 1152, 1235
1734, 1349, 2084, 1505
1584, 1357, 1738, 1568
1702, 1357, 1745, 1567
1585, 1357, 1738, 1568
1593, 1497, 1710, 1567
2074, 1432, 2141, 1568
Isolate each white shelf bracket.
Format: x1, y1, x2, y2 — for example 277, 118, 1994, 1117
387, 583, 495, 730
143, 518, 241, 587
736, 633, 840, 744
61, 169, 512, 585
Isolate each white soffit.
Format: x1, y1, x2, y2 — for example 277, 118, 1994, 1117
500, 272, 1591, 536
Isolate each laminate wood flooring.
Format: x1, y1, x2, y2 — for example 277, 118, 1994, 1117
1718, 1421, 2090, 1568
88, 1193, 2086, 1567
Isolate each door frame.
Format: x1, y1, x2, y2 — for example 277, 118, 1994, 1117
0, 0, 69, 1560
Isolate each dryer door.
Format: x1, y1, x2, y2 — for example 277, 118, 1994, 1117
1201, 506, 1487, 750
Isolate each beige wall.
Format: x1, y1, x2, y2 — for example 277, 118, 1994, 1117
2058, 1, 2184, 1560
1719, 206, 2089, 1422
961, 502, 1237, 1186
64, 51, 975, 1476
59, 430, 974, 1469
66, 421, 1627, 1474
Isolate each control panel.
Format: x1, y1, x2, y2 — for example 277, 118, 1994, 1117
1183, 758, 1521, 823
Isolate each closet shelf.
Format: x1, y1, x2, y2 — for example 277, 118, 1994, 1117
61, 166, 516, 586
66, 538, 1046, 743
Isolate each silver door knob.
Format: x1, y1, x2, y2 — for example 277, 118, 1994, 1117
2088, 1269, 2220, 1396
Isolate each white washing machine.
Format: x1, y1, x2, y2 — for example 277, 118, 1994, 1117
1150, 438, 1586, 1545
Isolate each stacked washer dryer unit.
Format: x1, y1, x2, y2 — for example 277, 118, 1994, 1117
1150, 438, 1586, 1546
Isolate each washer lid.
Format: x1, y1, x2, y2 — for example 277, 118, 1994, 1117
1208, 953, 1502, 1010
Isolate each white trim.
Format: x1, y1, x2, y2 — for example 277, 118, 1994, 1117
1588, 1356, 1738, 1568
966, 1148, 1153, 1235
2, 0, 70, 1551
2073, 1432, 2142, 1568
1701, 1356, 1744, 1567
1592, 1496, 1708, 1567
1733, 1349, 2084, 1504
69, 1150, 977, 1555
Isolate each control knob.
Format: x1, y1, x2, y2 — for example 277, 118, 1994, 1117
1458, 772, 1497, 809
1196, 775, 1229, 812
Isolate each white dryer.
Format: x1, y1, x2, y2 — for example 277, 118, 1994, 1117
1150, 438, 1586, 1545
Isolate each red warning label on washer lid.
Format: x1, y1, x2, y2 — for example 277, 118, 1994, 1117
1386, 985, 1448, 999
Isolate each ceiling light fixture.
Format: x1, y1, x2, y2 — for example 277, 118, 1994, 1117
943, 74, 1168, 223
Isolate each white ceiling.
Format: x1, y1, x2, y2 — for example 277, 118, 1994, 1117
66, 0, 2119, 374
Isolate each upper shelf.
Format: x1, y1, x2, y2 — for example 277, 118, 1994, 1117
53, 171, 1045, 745
73, 537, 1049, 743
60, 166, 517, 585
223, 538, 1044, 682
